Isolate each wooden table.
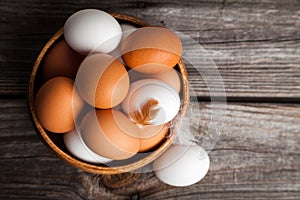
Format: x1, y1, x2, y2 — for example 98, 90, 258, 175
1, 0, 299, 199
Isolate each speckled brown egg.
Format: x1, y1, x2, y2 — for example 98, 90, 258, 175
121, 27, 182, 74
75, 53, 129, 109
35, 77, 84, 133
80, 109, 140, 160
42, 39, 85, 81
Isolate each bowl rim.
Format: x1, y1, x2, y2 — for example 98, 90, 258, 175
28, 13, 190, 174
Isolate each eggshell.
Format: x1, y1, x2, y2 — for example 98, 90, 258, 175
109, 24, 137, 64
121, 27, 182, 74
64, 9, 122, 54
121, 79, 180, 125
138, 123, 169, 152
35, 77, 84, 133
80, 109, 140, 160
120, 23, 137, 32
153, 145, 210, 187
64, 129, 112, 164
75, 53, 129, 109
42, 39, 85, 81
129, 67, 181, 93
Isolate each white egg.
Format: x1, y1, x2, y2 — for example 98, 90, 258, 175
153, 145, 210, 187
63, 129, 112, 164
120, 23, 137, 32
121, 79, 180, 125
129, 68, 181, 93
109, 24, 137, 64
64, 9, 122, 55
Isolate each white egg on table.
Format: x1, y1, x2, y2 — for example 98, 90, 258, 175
64, 9, 122, 55
121, 79, 180, 126
153, 144, 210, 187
63, 129, 112, 164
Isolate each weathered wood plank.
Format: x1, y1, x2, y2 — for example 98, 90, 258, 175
0, 0, 299, 98
1, 99, 299, 199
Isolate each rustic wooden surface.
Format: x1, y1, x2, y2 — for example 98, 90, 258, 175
1, 0, 299, 199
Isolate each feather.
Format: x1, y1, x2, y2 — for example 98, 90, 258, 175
130, 98, 159, 125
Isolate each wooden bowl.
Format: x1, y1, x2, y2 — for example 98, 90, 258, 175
28, 14, 189, 174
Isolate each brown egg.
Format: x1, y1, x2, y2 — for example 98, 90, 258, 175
129, 67, 181, 93
35, 77, 84, 133
121, 27, 182, 74
80, 109, 140, 160
139, 123, 169, 152
42, 39, 85, 81
75, 53, 129, 109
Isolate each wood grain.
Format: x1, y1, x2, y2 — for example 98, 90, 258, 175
1, 99, 299, 199
0, 0, 299, 98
